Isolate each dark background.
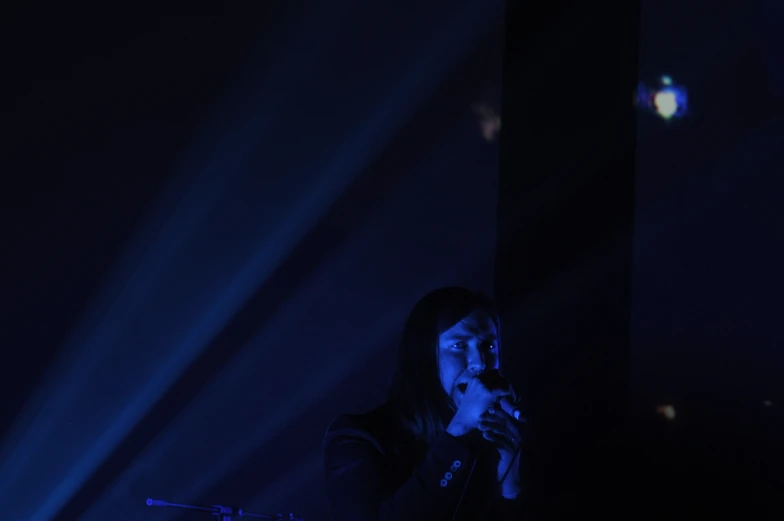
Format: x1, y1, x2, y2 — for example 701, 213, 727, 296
630, 0, 783, 518
500, 0, 783, 519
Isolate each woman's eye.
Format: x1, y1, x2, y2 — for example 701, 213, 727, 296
486, 343, 497, 351
451, 342, 467, 349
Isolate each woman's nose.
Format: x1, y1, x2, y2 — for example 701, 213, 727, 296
467, 353, 486, 374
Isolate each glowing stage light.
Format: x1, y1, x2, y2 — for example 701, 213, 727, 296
634, 75, 688, 121
653, 90, 678, 119
472, 101, 501, 142
656, 404, 676, 420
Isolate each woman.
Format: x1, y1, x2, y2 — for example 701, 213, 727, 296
323, 287, 525, 520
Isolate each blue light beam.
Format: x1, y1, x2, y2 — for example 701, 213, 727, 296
80, 114, 498, 521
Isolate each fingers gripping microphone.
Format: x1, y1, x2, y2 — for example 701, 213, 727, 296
478, 370, 524, 421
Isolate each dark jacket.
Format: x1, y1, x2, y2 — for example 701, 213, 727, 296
323, 402, 523, 521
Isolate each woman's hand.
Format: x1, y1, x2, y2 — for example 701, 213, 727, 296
478, 406, 524, 493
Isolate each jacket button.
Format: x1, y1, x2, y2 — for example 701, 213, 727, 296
452, 460, 462, 468
440, 479, 448, 488
445, 472, 453, 480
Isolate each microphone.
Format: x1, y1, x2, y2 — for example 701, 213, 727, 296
476, 370, 524, 422
498, 396, 524, 422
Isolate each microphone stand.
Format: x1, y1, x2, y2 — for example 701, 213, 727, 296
146, 498, 303, 521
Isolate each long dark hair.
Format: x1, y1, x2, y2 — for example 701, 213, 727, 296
386, 287, 502, 453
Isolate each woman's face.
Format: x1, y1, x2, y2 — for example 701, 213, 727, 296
437, 309, 499, 410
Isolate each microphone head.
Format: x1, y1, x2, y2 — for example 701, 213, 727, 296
497, 396, 526, 423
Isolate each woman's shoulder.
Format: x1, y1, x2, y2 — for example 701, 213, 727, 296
323, 403, 411, 458
324, 402, 396, 439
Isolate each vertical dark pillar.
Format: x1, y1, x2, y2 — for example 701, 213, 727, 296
495, 2, 640, 519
